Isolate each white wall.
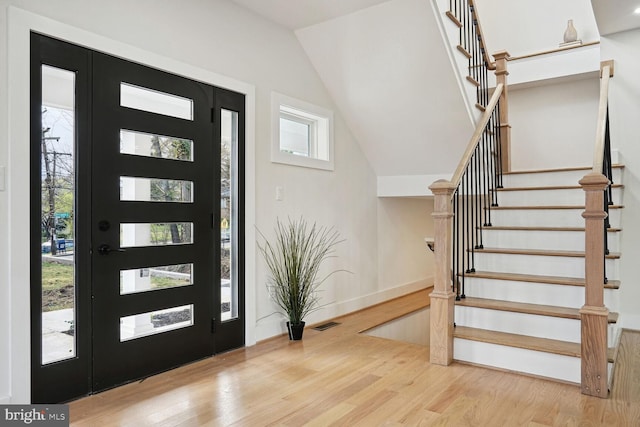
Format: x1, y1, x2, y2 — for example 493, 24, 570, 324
377, 197, 434, 290
0, 0, 433, 403
601, 29, 640, 330
295, 0, 472, 179
509, 76, 600, 170
474, 0, 599, 57
0, 2, 8, 404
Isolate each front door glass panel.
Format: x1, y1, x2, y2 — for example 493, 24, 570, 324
40, 65, 77, 365
120, 304, 194, 341
120, 222, 193, 247
120, 130, 193, 161
120, 83, 194, 120
221, 109, 239, 321
120, 263, 194, 295
120, 177, 194, 203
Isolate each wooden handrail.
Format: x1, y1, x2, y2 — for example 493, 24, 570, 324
450, 83, 504, 191
509, 41, 600, 62
592, 62, 613, 173
468, 0, 496, 70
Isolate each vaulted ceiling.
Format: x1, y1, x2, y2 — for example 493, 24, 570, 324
231, 0, 638, 183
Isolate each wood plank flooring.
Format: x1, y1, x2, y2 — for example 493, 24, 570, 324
69, 290, 640, 426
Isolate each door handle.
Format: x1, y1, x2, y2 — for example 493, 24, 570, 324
98, 244, 126, 256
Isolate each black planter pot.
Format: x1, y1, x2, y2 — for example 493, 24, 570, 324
287, 321, 306, 340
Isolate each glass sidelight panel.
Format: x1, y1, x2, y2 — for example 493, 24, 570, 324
120, 222, 193, 247
221, 109, 239, 321
120, 130, 193, 161
120, 264, 193, 295
120, 304, 194, 342
120, 83, 193, 120
40, 65, 77, 365
120, 176, 193, 203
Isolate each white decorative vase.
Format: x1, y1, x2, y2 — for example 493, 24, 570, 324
564, 19, 578, 43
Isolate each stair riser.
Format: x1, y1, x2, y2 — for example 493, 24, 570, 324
480, 229, 620, 252
462, 277, 619, 310
471, 252, 619, 278
455, 306, 580, 342
502, 168, 623, 188
454, 338, 581, 383
490, 208, 621, 228
496, 187, 623, 206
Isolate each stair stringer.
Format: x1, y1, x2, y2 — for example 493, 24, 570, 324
430, 0, 482, 125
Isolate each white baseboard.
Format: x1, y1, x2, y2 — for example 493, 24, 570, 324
253, 278, 433, 342
0, 395, 10, 404
331, 278, 432, 316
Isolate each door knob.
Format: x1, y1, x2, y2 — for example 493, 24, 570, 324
97, 244, 126, 255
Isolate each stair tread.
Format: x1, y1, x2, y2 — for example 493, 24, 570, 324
482, 226, 621, 232
454, 326, 615, 361
457, 45, 472, 59
473, 247, 621, 259
466, 75, 480, 87
456, 296, 618, 323
496, 184, 623, 192
504, 164, 624, 175
468, 271, 620, 289
445, 11, 463, 28
489, 204, 623, 210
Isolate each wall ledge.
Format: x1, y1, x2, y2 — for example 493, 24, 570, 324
254, 278, 433, 342
377, 175, 449, 198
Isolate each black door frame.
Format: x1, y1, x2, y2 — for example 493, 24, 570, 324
30, 33, 246, 403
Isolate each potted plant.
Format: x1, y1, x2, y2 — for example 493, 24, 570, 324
258, 217, 344, 340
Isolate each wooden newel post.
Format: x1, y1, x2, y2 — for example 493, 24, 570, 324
579, 172, 610, 398
428, 180, 456, 366
493, 50, 511, 173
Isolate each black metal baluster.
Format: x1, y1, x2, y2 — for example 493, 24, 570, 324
470, 152, 476, 261
454, 189, 461, 300
475, 145, 481, 250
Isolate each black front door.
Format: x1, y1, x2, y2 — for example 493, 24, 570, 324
90, 52, 217, 391
31, 34, 245, 403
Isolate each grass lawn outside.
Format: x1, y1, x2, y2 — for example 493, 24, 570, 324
42, 260, 74, 312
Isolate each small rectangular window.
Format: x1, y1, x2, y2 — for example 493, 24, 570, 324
271, 93, 334, 170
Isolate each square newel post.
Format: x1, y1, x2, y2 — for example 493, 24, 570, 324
579, 172, 610, 398
429, 180, 457, 366
493, 50, 511, 173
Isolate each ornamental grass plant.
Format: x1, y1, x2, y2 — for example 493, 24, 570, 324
258, 218, 344, 326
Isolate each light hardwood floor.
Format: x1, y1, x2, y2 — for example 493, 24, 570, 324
69, 290, 640, 426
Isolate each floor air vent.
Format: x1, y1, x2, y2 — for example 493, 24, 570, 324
313, 321, 340, 331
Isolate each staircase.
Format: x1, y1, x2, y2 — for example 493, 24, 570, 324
451, 165, 623, 383
428, 0, 620, 395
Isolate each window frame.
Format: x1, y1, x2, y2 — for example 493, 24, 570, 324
271, 92, 334, 171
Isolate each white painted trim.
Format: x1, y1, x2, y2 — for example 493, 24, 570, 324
377, 174, 450, 197
0, 395, 11, 405
270, 92, 335, 171
7, 6, 257, 403
430, 0, 476, 126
